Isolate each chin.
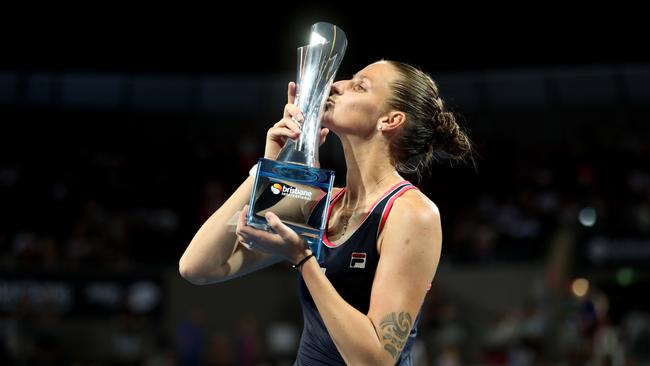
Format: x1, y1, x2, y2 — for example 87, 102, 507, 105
321, 112, 333, 128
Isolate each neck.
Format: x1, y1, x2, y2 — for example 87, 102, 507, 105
338, 135, 403, 211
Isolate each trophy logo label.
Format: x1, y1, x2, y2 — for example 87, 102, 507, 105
269, 182, 313, 201
270, 183, 282, 194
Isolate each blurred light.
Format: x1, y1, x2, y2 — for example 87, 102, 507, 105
571, 278, 589, 297
616, 267, 635, 286
85, 282, 122, 308
267, 322, 299, 354
127, 281, 161, 313
310, 32, 326, 45
579, 207, 597, 227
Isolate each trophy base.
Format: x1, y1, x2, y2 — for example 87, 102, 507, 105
247, 158, 335, 258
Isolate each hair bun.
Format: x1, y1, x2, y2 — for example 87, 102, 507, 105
432, 110, 472, 160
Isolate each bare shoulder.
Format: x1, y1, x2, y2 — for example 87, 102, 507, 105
391, 189, 441, 226
378, 188, 442, 256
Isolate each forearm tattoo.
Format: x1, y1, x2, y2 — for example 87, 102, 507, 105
379, 312, 412, 360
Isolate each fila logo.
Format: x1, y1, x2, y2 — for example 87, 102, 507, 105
350, 252, 367, 269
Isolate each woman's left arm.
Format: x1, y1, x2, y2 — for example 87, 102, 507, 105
299, 191, 442, 365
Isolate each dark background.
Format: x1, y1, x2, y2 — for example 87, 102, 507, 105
3, 6, 646, 75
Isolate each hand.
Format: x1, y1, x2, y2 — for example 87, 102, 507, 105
264, 82, 330, 160
235, 204, 311, 263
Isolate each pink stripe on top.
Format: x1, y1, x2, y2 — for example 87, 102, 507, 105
322, 180, 410, 248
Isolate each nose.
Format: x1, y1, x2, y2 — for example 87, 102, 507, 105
330, 80, 344, 96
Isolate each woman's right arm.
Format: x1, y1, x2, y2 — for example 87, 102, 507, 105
179, 81, 326, 285
179, 174, 282, 285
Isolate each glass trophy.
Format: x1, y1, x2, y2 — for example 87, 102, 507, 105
247, 22, 347, 259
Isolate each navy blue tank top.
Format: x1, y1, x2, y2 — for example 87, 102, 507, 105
295, 180, 423, 366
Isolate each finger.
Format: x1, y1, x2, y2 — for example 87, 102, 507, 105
284, 104, 304, 124
283, 118, 302, 133
319, 128, 329, 145
285, 119, 302, 134
268, 125, 300, 140
287, 82, 296, 105
271, 118, 301, 136
264, 211, 298, 242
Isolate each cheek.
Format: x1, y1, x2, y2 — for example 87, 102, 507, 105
336, 101, 377, 125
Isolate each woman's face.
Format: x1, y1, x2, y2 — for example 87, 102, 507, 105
322, 61, 399, 136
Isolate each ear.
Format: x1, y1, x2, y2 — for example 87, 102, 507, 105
377, 111, 406, 132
